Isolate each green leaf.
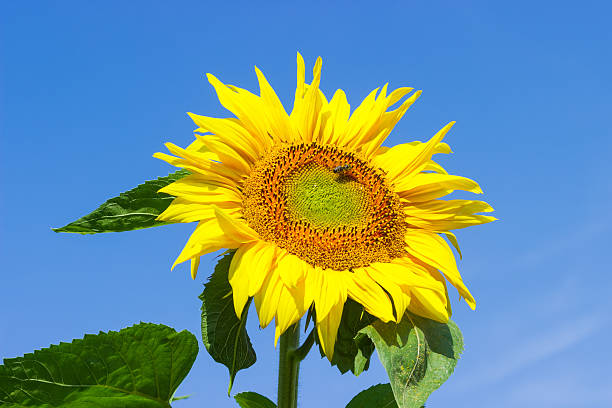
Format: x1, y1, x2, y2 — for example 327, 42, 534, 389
53, 169, 189, 234
360, 313, 463, 408
320, 299, 376, 376
346, 383, 398, 408
0, 322, 199, 408
199, 251, 256, 393
352, 332, 375, 376
234, 391, 277, 408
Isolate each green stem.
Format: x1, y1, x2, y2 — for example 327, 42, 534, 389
277, 321, 301, 408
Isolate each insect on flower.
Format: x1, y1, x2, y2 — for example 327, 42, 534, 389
333, 164, 352, 173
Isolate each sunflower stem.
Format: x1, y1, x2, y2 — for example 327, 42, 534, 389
277, 321, 301, 408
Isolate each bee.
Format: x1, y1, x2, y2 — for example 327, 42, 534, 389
333, 164, 352, 173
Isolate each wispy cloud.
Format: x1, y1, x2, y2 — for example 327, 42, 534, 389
502, 374, 612, 407
457, 312, 604, 390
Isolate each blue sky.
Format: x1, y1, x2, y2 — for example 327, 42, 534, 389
1, 1, 611, 407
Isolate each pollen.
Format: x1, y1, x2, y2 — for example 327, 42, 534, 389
242, 143, 407, 270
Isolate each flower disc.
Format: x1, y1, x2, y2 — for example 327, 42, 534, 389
242, 143, 407, 271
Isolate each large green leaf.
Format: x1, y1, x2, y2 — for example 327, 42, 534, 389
0, 323, 198, 408
360, 313, 463, 408
318, 299, 376, 376
53, 169, 189, 234
199, 251, 256, 393
234, 391, 277, 408
345, 383, 398, 408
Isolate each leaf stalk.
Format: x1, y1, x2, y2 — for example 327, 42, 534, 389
291, 328, 315, 362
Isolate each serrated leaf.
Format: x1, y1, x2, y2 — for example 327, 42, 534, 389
53, 169, 190, 234
319, 299, 376, 376
234, 391, 277, 408
346, 383, 398, 408
0, 322, 198, 408
360, 313, 463, 408
199, 251, 256, 393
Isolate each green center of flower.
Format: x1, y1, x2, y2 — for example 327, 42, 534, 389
283, 163, 370, 229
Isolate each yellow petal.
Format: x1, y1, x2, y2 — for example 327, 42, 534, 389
206, 73, 270, 142
406, 214, 497, 231
427, 267, 453, 317
308, 268, 347, 320
157, 198, 240, 224
408, 287, 450, 323
190, 256, 201, 280
404, 229, 475, 309
294, 52, 306, 101
159, 172, 240, 195
316, 300, 344, 360
290, 54, 324, 143
423, 160, 449, 175
302, 58, 325, 143
188, 112, 266, 160
171, 219, 241, 272
385, 86, 415, 107
444, 232, 462, 259
339, 87, 380, 147
347, 83, 407, 150
368, 260, 445, 292
365, 266, 410, 321
254, 247, 282, 328
358, 90, 422, 158
395, 258, 453, 318
347, 268, 395, 322
184, 137, 219, 157
304, 266, 324, 313
158, 176, 241, 202
320, 89, 350, 145
228, 243, 258, 317
159, 189, 241, 206
278, 252, 308, 288
274, 281, 307, 346
212, 205, 259, 243
292, 263, 316, 313
396, 173, 482, 202
373, 122, 454, 182
248, 241, 277, 296
196, 136, 253, 175
254, 66, 296, 144
403, 199, 496, 231
155, 142, 243, 182
405, 199, 493, 218
391, 258, 451, 320
153, 152, 211, 176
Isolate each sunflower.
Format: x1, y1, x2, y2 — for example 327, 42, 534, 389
154, 54, 495, 358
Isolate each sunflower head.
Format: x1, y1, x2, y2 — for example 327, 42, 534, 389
154, 53, 495, 358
